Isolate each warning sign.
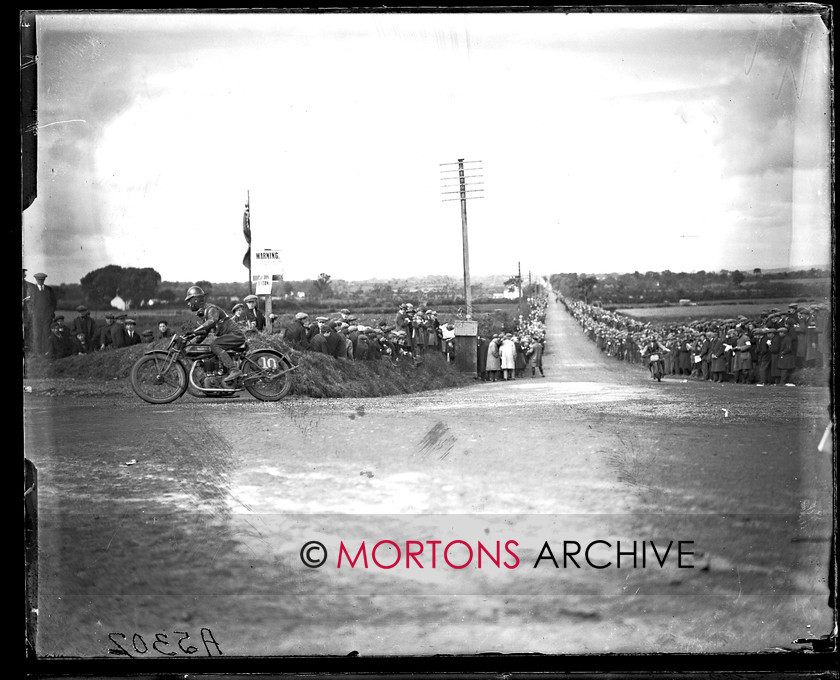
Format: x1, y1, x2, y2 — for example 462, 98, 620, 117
252, 249, 282, 275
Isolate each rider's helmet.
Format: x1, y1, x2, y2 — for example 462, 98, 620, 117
185, 285, 206, 312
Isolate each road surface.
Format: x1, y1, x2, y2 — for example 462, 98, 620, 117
23, 298, 834, 657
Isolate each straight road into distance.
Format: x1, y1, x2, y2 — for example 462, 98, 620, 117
24, 296, 834, 657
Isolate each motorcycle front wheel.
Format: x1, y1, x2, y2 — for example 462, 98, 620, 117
243, 350, 294, 401
130, 354, 188, 404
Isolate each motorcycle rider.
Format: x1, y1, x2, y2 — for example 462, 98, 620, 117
184, 285, 246, 385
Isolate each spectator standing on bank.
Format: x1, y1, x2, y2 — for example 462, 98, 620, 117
29, 272, 58, 355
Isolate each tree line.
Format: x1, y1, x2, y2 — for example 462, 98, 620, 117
549, 268, 830, 306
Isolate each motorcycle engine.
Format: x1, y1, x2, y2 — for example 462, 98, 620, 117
203, 375, 223, 389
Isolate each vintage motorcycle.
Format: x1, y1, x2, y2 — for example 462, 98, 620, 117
130, 332, 296, 404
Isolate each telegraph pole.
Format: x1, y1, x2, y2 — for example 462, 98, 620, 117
518, 261, 523, 320
441, 159, 483, 319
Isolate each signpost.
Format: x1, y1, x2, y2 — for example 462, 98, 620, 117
251, 249, 282, 332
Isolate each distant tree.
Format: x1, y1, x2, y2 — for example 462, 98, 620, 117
80, 265, 161, 308
753, 268, 762, 277
312, 273, 333, 299
157, 288, 177, 303
576, 275, 598, 304
731, 270, 745, 286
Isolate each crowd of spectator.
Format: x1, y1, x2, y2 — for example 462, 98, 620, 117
558, 294, 831, 386
476, 292, 549, 381
270, 302, 457, 364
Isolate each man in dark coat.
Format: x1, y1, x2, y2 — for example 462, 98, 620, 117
28, 272, 58, 355
709, 330, 727, 382
279, 312, 310, 349
98, 313, 116, 350
310, 324, 342, 357
476, 335, 489, 381
71, 305, 97, 344
47, 321, 70, 360
110, 314, 128, 349
123, 318, 143, 346
777, 327, 797, 385
70, 331, 92, 355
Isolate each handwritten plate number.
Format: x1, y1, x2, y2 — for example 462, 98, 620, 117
152, 632, 177, 656
107, 632, 131, 656
175, 630, 199, 655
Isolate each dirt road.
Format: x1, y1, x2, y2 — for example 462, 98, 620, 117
24, 298, 834, 657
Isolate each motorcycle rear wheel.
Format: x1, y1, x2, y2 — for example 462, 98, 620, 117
130, 354, 188, 404
243, 350, 293, 401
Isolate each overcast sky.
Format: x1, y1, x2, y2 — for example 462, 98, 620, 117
21, 9, 832, 286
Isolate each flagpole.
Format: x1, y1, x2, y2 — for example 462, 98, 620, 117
243, 191, 252, 294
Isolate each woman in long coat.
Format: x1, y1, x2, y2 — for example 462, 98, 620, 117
485, 336, 501, 382
500, 333, 517, 380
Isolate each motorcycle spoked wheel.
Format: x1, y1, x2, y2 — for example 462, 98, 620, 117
241, 350, 294, 401
130, 354, 188, 404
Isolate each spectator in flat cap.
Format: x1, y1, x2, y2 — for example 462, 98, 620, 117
98, 313, 117, 350
777, 326, 797, 386
243, 294, 265, 331
47, 321, 71, 360
310, 323, 343, 358
141, 329, 155, 343
110, 314, 128, 349
123, 318, 143, 346
27, 271, 58, 355
72, 305, 97, 345
277, 311, 310, 350
52, 314, 73, 350
231, 303, 249, 329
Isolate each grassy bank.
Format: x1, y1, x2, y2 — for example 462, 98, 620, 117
23, 332, 476, 399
